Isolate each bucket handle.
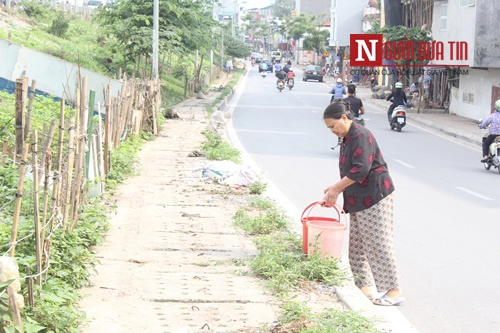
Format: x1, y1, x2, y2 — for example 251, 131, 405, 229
301, 202, 344, 224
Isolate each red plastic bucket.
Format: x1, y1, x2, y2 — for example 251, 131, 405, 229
301, 202, 346, 257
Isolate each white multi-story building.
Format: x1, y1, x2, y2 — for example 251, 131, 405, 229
432, 0, 500, 120
329, 0, 368, 48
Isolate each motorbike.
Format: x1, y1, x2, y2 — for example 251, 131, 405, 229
389, 104, 407, 132
261, 71, 267, 79
277, 79, 285, 92
478, 119, 500, 174
287, 78, 294, 90
370, 76, 378, 92
353, 116, 365, 127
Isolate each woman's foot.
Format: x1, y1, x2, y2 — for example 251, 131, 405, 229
372, 288, 404, 306
360, 286, 377, 300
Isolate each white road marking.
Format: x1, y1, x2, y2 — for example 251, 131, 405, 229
393, 159, 416, 168
456, 187, 494, 201
236, 129, 309, 135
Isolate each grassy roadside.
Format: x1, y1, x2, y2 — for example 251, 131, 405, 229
198, 71, 379, 333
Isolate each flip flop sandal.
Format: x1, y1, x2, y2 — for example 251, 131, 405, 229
372, 294, 405, 306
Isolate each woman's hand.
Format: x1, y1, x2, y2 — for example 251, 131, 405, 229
319, 185, 341, 206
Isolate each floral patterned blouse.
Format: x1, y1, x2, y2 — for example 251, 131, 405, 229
339, 123, 395, 213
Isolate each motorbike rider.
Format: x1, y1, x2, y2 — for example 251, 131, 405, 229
344, 84, 365, 118
283, 64, 290, 74
479, 99, 500, 163
329, 78, 346, 103
274, 62, 282, 73
260, 61, 268, 72
386, 82, 407, 123
275, 68, 287, 87
286, 67, 295, 85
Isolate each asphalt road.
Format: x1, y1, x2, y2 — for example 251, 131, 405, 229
227, 66, 500, 333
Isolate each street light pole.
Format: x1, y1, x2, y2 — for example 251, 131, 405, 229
221, 29, 224, 69
152, 0, 159, 80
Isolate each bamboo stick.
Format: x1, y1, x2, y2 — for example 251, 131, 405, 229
52, 100, 65, 210
71, 82, 90, 219
104, 85, 111, 179
85, 90, 96, 179
71, 152, 82, 222
40, 121, 56, 169
40, 149, 52, 255
97, 103, 105, 192
7, 285, 24, 333
62, 118, 76, 229
15, 77, 28, 157
9, 143, 29, 257
25, 80, 36, 141
92, 135, 99, 182
32, 131, 42, 289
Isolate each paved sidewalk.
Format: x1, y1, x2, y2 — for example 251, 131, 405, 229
78, 88, 279, 333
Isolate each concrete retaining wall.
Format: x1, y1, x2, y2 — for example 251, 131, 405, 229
0, 39, 122, 105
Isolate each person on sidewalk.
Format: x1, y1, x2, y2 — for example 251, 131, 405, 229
225, 59, 233, 74
479, 99, 500, 162
386, 82, 407, 123
320, 100, 405, 307
329, 78, 346, 103
344, 84, 365, 118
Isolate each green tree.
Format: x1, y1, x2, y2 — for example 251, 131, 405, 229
284, 14, 316, 41
272, 0, 295, 18
303, 28, 329, 62
95, 0, 217, 71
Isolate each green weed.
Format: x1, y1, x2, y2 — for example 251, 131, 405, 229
248, 196, 275, 210
200, 130, 240, 163
280, 300, 311, 324
233, 208, 288, 235
301, 309, 378, 333
248, 179, 268, 195
250, 233, 346, 295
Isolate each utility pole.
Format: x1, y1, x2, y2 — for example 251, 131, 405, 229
221, 29, 224, 69
152, 0, 159, 80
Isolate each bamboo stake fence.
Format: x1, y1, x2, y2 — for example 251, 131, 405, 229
0, 74, 161, 324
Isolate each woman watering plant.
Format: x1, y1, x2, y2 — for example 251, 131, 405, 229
319, 100, 405, 306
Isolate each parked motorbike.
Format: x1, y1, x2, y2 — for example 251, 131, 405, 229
277, 79, 285, 92
389, 105, 407, 132
478, 119, 500, 174
287, 78, 294, 90
261, 71, 267, 79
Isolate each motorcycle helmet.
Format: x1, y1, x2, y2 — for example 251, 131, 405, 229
395, 82, 403, 88
337, 78, 342, 83
495, 99, 500, 111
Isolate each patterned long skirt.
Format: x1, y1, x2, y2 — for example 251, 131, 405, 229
349, 193, 400, 292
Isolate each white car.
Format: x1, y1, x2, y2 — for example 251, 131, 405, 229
86, 0, 103, 10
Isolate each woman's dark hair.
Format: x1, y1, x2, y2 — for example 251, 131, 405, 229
323, 99, 354, 120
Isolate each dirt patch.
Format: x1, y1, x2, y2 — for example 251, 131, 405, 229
0, 9, 33, 32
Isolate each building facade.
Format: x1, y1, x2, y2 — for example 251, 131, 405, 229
330, 0, 368, 48
432, 0, 500, 120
